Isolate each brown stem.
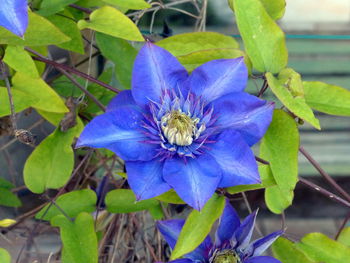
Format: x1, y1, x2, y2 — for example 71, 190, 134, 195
255, 156, 269, 165
69, 4, 92, 14
299, 177, 350, 208
299, 146, 350, 202
335, 212, 350, 240
258, 79, 268, 97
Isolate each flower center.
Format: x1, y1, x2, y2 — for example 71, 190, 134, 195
161, 110, 199, 146
211, 250, 241, 263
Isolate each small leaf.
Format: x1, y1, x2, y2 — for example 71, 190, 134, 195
105, 189, 159, 213
266, 69, 320, 129
0, 248, 11, 263
0, 188, 22, 207
303, 81, 350, 116
0, 11, 70, 46
95, 32, 137, 89
102, 0, 151, 10
296, 233, 350, 263
337, 227, 350, 247
0, 219, 16, 227
47, 12, 85, 54
51, 212, 98, 263
23, 127, 79, 193
0, 88, 37, 117
12, 73, 68, 113
157, 32, 239, 57
272, 237, 316, 263
36, 189, 97, 221
260, 0, 286, 20
77, 6, 144, 41
148, 204, 164, 220
265, 186, 293, 214
170, 194, 225, 260
39, 0, 79, 16
3, 46, 39, 77
231, 0, 288, 73
155, 190, 185, 204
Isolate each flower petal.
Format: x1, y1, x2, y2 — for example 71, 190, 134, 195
187, 57, 247, 104
244, 256, 281, 263
250, 231, 283, 257
76, 106, 158, 161
126, 160, 170, 200
235, 210, 258, 249
106, 90, 136, 112
0, 0, 28, 37
156, 219, 185, 249
168, 260, 194, 263
210, 92, 274, 146
163, 154, 222, 210
215, 199, 241, 246
185, 235, 212, 262
132, 42, 188, 108
208, 129, 260, 188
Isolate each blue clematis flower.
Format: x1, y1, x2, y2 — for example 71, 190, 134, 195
77, 42, 274, 210
0, 0, 28, 37
156, 200, 282, 263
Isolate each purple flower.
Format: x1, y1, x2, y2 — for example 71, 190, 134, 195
156, 200, 282, 263
0, 0, 28, 37
77, 42, 274, 210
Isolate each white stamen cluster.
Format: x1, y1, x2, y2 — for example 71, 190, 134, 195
161, 110, 205, 146
209, 249, 241, 263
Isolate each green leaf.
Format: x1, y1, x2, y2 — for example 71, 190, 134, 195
303, 81, 350, 116
226, 164, 276, 194
155, 190, 185, 204
337, 227, 350, 247
95, 32, 137, 89
12, 73, 68, 113
157, 32, 239, 57
0, 11, 70, 46
266, 70, 320, 129
272, 237, 316, 263
51, 213, 98, 263
105, 189, 159, 213
47, 12, 85, 54
0, 178, 15, 189
0, 188, 22, 207
265, 186, 294, 214
231, 0, 288, 73
260, 0, 286, 20
0, 248, 11, 263
30, 46, 49, 76
3, 46, 39, 77
39, 0, 79, 16
170, 194, 225, 260
296, 233, 350, 263
36, 189, 97, 220
77, 6, 144, 41
177, 48, 252, 73
148, 204, 164, 220
0, 88, 37, 117
102, 0, 151, 10
23, 127, 79, 193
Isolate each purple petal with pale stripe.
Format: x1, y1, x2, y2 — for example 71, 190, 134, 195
0, 0, 28, 37
156, 219, 185, 249
250, 231, 283, 257
235, 210, 258, 249
106, 90, 137, 112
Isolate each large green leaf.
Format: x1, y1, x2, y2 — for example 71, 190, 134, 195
0, 11, 70, 46
272, 237, 316, 263
303, 81, 350, 116
95, 32, 137, 89
36, 189, 97, 220
39, 0, 79, 16
0, 178, 21, 207
338, 227, 350, 247
266, 70, 320, 129
12, 73, 68, 113
265, 186, 294, 214
157, 32, 239, 57
102, 0, 150, 9
155, 190, 185, 204
23, 126, 79, 193
105, 189, 159, 213
47, 12, 85, 54
296, 233, 350, 263
231, 0, 288, 73
0, 248, 11, 263
0, 88, 37, 117
77, 6, 144, 41
170, 194, 225, 260
51, 213, 98, 263
3, 46, 39, 77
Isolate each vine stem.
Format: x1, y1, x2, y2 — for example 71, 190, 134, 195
299, 177, 350, 208
25, 48, 120, 94
335, 212, 350, 240
299, 146, 350, 202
